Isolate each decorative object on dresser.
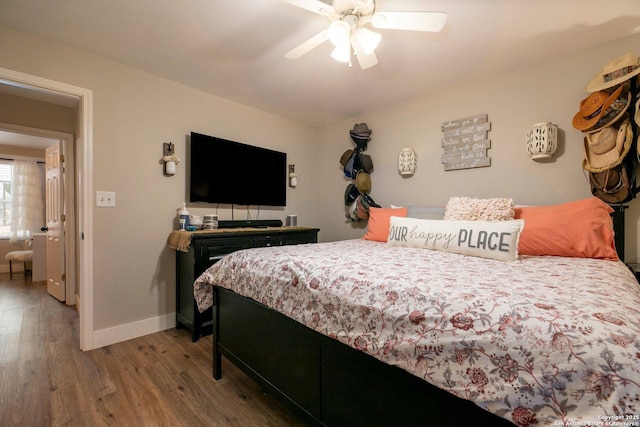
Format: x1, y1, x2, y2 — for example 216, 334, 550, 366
526, 122, 558, 160
440, 113, 491, 171
169, 226, 319, 341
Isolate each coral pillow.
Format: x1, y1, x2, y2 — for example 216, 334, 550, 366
362, 207, 408, 242
514, 197, 618, 260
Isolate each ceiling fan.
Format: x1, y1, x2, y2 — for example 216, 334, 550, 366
283, 0, 447, 69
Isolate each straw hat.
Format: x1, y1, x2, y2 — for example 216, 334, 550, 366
586, 53, 640, 92
582, 117, 632, 173
355, 171, 371, 194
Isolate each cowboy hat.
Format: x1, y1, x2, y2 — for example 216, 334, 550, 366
586, 53, 640, 92
583, 117, 632, 173
572, 84, 625, 131
584, 86, 631, 134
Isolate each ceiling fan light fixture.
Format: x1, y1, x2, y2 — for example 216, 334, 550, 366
328, 20, 351, 47
331, 44, 351, 63
354, 28, 381, 55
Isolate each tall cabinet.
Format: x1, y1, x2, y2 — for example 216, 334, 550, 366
175, 227, 319, 341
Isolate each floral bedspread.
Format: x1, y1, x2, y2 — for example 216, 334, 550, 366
193, 239, 640, 427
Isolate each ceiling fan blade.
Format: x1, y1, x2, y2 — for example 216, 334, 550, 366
282, 0, 335, 16
351, 38, 378, 70
285, 30, 329, 59
371, 11, 447, 32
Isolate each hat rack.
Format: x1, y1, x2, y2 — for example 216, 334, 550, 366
573, 53, 640, 263
340, 123, 380, 223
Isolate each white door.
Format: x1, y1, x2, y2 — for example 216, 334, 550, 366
45, 141, 65, 302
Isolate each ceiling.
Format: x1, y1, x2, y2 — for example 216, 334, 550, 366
0, 0, 639, 128
0, 130, 58, 149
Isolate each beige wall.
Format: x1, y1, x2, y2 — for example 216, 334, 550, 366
0, 25, 318, 332
0, 92, 77, 133
1, 24, 637, 343
315, 34, 640, 263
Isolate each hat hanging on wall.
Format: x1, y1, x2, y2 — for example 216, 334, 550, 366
582, 117, 632, 173
341, 122, 379, 222
585, 53, 640, 92
572, 84, 627, 132
350, 123, 372, 150
355, 171, 371, 194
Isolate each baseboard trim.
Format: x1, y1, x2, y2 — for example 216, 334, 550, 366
93, 313, 176, 349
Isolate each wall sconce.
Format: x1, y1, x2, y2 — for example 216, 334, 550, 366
289, 164, 298, 187
526, 122, 558, 160
398, 148, 417, 176
162, 142, 180, 176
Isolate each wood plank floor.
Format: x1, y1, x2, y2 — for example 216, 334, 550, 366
0, 276, 307, 426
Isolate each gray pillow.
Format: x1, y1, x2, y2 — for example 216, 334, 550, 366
407, 206, 445, 220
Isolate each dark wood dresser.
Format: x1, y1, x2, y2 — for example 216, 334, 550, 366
174, 226, 319, 341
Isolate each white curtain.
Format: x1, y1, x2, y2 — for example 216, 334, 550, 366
10, 160, 45, 242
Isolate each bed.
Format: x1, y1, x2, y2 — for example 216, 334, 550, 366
193, 198, 640, 427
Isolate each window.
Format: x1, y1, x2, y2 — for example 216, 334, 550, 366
0, 161, 12, 239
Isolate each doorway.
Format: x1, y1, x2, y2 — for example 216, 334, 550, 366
0, 125, 76, 304
0, 66, 94, 350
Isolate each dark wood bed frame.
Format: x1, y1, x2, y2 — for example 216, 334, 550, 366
210, 208, 627, 427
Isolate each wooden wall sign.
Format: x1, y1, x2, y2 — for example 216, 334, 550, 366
440, 114, 491, 171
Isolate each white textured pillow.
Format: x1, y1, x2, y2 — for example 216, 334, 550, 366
444, 197, 515, 221
387, 216, 524, 261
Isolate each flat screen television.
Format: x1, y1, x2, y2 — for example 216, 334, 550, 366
189, 132, 287, 206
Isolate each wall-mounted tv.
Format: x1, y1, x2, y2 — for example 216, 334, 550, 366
189, 132, 287, 206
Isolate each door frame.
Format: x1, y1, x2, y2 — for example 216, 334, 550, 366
0, 66, 94, 351
0, 123, 76, 305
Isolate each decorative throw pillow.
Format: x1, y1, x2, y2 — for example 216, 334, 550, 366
362, 207, 408, 242
514, 197, 618, 260
387, 216, 524, 261
444, 197, 515, 221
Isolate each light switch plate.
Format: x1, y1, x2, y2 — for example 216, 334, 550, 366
96, 191, 116, 207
